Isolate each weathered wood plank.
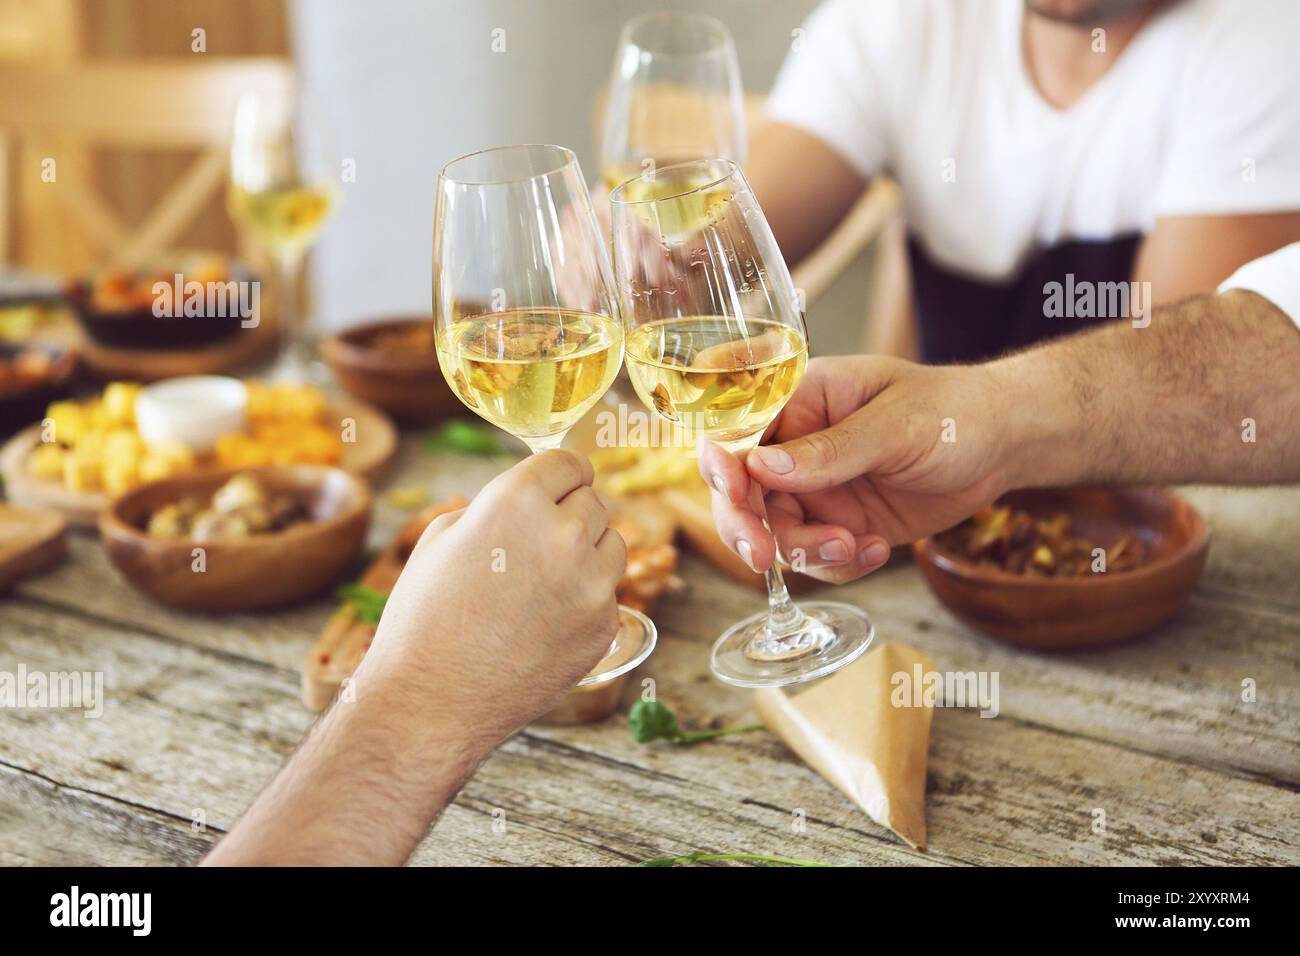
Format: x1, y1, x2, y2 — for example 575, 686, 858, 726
1, 598, 1295, 865
0, 760, 204, 866
1179, 485, 1300, 609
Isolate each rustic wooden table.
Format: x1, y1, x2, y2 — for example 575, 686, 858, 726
2, 438, 1298, 866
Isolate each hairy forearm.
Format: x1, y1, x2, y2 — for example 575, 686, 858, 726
995, 291, 1300, 488
203, 659, 492, 866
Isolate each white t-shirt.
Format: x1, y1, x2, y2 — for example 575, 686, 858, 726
1219, 242, 1300, 330
767, 0, 1300, 360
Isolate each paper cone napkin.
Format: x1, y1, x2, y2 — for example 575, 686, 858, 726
754, 643, 935, 851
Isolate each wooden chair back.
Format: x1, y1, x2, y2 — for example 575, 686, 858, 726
0, 58, 294, 272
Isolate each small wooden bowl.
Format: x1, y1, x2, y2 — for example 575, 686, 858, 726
322, 317, 459, 425
100, 465, 372, 612
913, 488, 1209, 649
66, 262, 255, 351
0, 343, 79, 437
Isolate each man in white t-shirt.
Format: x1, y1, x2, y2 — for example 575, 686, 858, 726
751, 0, 1300, 362
700, 243, 1300, 579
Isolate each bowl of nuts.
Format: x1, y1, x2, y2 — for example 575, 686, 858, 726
100, 466, 371, 612
913, 487, 1209, 649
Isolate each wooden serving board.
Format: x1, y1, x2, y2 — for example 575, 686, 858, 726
0, 397, 397, 529
565, 400, 812, 591
0, 504, 68, 590
79, 318, 278, 382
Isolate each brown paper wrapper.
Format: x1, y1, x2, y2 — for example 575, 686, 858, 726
754, 643, 935, 851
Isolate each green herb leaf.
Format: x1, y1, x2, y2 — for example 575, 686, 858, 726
423, 419, 506, 456
337, 583, 388, 625
628, 699, 763, 745
628, 699, 683, 743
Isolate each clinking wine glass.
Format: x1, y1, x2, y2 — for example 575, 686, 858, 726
228, 90, 339, 382
600, 11, 747, 191
609, 159, 874, 688
432, 144, 656, 686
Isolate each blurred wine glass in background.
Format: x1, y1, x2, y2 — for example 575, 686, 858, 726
600, 12, 746, 193
228, 90, 339, 381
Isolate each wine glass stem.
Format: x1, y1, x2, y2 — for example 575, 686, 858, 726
275, 249, 306, 368
754, 496, 809, 638
521, 433, 567, 454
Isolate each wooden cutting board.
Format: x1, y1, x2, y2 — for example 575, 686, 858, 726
565, 398, 814, 591
0, 396, 397, 529
0, 504, 68, 590
659, 480, 815, 593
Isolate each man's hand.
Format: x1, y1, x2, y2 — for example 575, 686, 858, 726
205, 450, 626, 866
700, 287, 1300, 588
365, 449, 626, 744
699, 356, 1012, 584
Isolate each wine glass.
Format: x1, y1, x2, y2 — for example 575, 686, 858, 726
432, 144, 656, 686
609, 159, 874, 688
228, 90, 339, 382
601, 12, 746, 192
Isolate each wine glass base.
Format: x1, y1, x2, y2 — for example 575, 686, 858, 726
710, 601, 874, 688
577, 605, 657, 686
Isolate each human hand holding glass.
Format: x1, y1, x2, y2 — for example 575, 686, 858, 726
609, 159, 874, 687
432, 144, 655, 685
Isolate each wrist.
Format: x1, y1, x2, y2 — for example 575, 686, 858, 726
982, 348, 1080, 491
349, 652, 504, 769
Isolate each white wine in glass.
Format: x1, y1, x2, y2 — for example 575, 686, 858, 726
611, 159, 874, 688
437, 308, 623, 447
624, 316, 807, 447
228, 91, 339, 381
433, 144, 655, 685
601, 12, 746, 192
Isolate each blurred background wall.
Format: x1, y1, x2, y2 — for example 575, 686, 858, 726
289, 0, 825, 333
1, 0, 874, 354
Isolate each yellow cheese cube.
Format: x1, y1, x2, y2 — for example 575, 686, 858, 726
63, 450, 103, 492
27, 442, 65, 480
75, 429, 106, 460
85, 400, 115, 433
104, 428, 143, 463
43, 401, 85, 446
103, 457, 139, 495
102, 382, 141, 427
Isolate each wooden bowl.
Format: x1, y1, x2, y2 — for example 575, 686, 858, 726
100, 465, 372, 612
66, 262, 255, 351
913, 488, 1209, 649
0, 343, 79, 437
322, 317, 459, 425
